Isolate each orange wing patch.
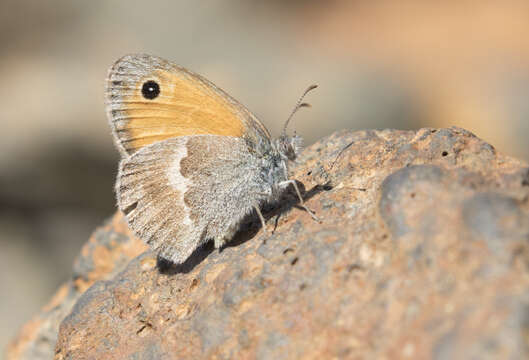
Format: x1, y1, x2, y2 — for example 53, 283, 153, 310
106, 54, 247, 155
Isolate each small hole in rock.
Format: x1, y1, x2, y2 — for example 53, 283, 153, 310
291, 257, 299, 266
307, 170, 312, 176
190, 278, 199, 289
283, 248, 294, 255
442, 151, 448, 157
347, 264, 363, 272
410, 192, 416, 199
123, 201, 138, 216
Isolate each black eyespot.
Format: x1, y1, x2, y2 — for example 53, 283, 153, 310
141, 80, 160, 100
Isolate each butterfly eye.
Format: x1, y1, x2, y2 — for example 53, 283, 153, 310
141, 80, 160, 100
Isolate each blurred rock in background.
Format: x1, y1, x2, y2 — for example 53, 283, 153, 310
1, 0, 529, 353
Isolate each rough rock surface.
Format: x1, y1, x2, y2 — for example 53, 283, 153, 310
8, 127, 529, 359
6, 215, 147, 360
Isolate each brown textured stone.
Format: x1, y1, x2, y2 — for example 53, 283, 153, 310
6, 213, 147, 360
8, 127, 529, 359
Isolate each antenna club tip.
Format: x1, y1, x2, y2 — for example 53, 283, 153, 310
282, 83, 319, 133
304, 84, 318, 94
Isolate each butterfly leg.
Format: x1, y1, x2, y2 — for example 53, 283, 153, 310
279, 179, 319, 221
253, 205, 268, 234
280, 161, 319, 221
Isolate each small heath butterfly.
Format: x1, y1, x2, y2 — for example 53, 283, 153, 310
106, 54, 317, 265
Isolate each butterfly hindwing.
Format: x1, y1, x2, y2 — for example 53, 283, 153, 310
117, 135, 268, 264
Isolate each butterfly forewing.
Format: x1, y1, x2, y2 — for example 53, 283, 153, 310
106, 54, 270, 156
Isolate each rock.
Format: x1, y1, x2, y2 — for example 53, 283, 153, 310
6, 214, 147, 360
8, 127, 529, 359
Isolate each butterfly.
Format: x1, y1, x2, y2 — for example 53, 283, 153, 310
106, 54, 317, 265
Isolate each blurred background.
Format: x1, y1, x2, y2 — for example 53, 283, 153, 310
2, 0, 529, 352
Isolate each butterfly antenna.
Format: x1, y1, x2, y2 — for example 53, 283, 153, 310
282, 84, 318, 135
329, 141, 354, 171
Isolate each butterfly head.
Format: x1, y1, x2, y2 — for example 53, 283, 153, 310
275, 132, 303, 161
274, 84, 317, 162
